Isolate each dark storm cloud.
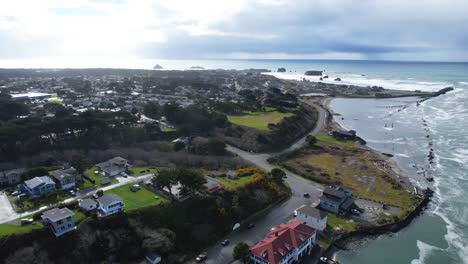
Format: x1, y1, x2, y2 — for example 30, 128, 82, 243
141, 0, 468, 61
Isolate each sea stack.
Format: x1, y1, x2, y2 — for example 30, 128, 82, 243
153, 64, 163, 70
277, 67, 286, 72
304, 70, 323, 76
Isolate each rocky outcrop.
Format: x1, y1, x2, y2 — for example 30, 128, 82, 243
334, 78, 342, 81
305, 70, 323, 76
190, 66, 205, 70
153, 64, 163, 70
277, 68, 287, 72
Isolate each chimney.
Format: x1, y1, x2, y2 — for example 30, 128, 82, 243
275, 232, 278, 237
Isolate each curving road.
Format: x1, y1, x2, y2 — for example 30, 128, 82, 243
202, 103, 328, 264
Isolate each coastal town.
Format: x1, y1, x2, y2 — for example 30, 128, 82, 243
0, 67, 439, 264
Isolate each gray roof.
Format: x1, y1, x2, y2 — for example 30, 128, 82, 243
296, 205, 327, 219
97, 157, 127, 168
323, 187, 347, 200
98, 194, 123, 207
49, 167, 77, 179
79, 198, 97, 208
2, 168, 26, 176
204, 176, 222, 190
24, 176, 55, 189
41, 207, 74, 222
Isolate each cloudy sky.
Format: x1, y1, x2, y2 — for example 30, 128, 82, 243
1, 0, 467, 63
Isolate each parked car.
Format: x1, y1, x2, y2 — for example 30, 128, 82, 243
92, 193, 99, 199
247, 223, 255, 229
195, 253, 207, 262
320, 257, 328, 263
221, 239, 230, 246
303, 193, 310, 198
11, 191, 21, 196
20, 219, 34, 225
130, 184, 141, 192
69, 190, 76, 196
18, 193, 27, 199
293, 210, 298, 217
121, 172, 128, 178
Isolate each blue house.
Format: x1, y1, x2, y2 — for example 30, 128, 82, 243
319, 187, 354, 214
20, 176, 56, 196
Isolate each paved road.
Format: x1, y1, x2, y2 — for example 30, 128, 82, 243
0, 173, 154, 224
203, 103, 328, 264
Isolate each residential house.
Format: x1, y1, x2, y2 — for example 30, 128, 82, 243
251, 220, 316, 264
0, 168, 25, 187
204, 176, 224, 193
41, 207, 75, 237
20, 176, 56, 196
97, 194, 124, 217
79, 198, 97, 211
332, 130, 356, 140
319, 187, 355, 214
295, 205, 328, 231
96, 157, 130, 177
49, 167, 80, 190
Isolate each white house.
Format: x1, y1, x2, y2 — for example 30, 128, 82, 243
96, 157, 130, 177
295, 205, 328, 231
41, 207, 76, 237
97, 194, 124, 217
251, 220, 316, 264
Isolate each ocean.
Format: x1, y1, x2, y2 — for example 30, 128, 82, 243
2, 58, 468, 264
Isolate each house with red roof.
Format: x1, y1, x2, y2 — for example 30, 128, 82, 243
250, 220, 316, 264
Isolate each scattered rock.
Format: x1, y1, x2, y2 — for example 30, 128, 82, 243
323, 75, 329, 79
190, 66, 205, 70
304, 70, 323, 76
335, 78, 342, 81
153, 64, 163, 70
277, 67, 286, 72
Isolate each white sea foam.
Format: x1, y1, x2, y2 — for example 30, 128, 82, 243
395, 153, 410, 158
410, 240, 439, 264
265, 72, 451, 92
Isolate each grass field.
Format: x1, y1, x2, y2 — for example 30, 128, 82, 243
216, 174, 259, 190
327, 214, 358, 232
316, 135, 356, 147
0, 223, 44, 237
106, 184, 168, 211
278, 136, 419, 211
129, 166, 157, 176
227, 110, 292, 130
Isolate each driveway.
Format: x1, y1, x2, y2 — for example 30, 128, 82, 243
203, 103, 328, 264
0, 192, 19, 223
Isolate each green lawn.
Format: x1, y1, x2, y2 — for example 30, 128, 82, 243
216, 174, 259, 190
82, 167, 118, 188
12, 191, 69, 212
227, 110, 293, 130
316, 135, 356, 147
74, 211, 87, 222
106, 184, 168, 211
0, 223, 44, 237
129, 166, 158, 177
327, 214, 358, 232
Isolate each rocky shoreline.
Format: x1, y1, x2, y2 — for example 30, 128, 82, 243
316, 95, 434, 256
